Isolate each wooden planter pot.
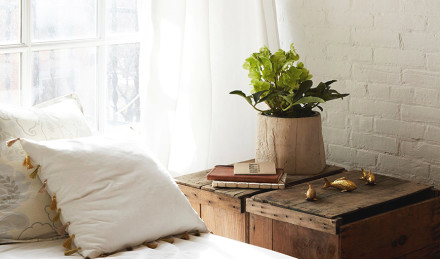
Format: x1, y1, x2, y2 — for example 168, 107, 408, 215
255, 113, 326, 175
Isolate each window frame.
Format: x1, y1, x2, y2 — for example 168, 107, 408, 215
0, 0, 146, 131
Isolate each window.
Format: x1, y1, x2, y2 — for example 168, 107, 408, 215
0, 0, 144, 130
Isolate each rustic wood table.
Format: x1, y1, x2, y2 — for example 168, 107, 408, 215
175, 164, 344, 243
246, 170, 440, 259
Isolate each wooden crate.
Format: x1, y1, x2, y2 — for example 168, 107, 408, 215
175, 164, 344, 243
246, 170, 440, 259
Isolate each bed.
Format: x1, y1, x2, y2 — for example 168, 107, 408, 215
0, 233, 294, 259
0, 95, 296, 258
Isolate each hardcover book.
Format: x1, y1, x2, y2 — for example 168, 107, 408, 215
212, 173, 287, 189
207, 165, 283, 183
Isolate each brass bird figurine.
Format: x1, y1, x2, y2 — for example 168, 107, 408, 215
305, 183, 317, 201
323, 177, 357, 192
360, 168, 376, 185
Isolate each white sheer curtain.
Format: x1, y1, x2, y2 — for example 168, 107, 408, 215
141, 0, 279, 176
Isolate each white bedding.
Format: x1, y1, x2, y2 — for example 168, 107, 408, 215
0, 233, 295, 259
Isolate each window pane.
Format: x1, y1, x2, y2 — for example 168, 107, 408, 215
0, 1, 21, 45
32, 48, 96, 125
106, 0, 138, 34
107, 44, 140, 126
0, 53, 20, 105
32, 0, 97, 42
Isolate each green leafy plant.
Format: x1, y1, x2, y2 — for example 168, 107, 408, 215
230, 44, 348, 118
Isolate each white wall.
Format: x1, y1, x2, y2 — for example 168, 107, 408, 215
276, 0, 440, 187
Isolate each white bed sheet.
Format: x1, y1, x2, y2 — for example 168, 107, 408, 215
0, 233, 295, 259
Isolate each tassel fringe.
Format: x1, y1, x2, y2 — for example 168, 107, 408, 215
38, 180, 47, 194
180, 231, 190, 240
57, 222, 70, 235
53, 208, 61, 222
62, 234, 75, 249
143, 241, 158, 249
6, 138, 20, 147
143, 231, 200, 250
159, 237, 174, 244
64, 247, 80, 256
23, 155, 34, 169
50, 195, 57, 210
29, 165, 40, 179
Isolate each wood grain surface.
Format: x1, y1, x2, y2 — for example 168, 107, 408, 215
272, 219, 340, 259
250, 170, 432, 219
249, 214, 273, 250
340, 196, 440, 258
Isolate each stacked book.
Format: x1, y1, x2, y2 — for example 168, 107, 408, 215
207, 162, 286, 189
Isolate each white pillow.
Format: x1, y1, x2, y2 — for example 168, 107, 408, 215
19, 136, 208, 258
0, 94, 92, 243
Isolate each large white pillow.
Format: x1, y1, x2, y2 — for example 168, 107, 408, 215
0, 94, 92, 243
18, 136, 208, 258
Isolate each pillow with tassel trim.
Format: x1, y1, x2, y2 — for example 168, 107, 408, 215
0, 94, 92, 243
12, 136, 208, 258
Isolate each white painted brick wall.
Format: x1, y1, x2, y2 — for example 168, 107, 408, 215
276, 0, 440, 188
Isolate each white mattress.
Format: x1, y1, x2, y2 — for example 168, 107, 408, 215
0, 233, 295, 259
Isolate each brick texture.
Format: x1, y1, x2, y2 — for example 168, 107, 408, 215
276, 0, 440, 187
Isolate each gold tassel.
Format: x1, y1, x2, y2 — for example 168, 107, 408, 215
159, 237, 174, 244
143, 241, 158, 249
62, 234, 75, 249
53, 208, 61, 222
23, 155, 34, 169
29, 165, 40, 179
180, 231, 190, 240
57, 222, 70, 235
38, 180, 47, 194
50, 195, 57, 210
64, 247, 80, 256
6, 138, 20, 147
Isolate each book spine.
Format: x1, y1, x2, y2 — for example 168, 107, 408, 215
212, 181, 285, 189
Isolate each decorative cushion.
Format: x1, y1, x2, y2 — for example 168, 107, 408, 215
18, 136, 208, 258
0, 94, 92, 243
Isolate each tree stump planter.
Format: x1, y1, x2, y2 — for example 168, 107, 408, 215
255, 113, 326, 175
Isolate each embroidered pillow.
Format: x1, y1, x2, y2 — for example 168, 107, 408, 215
0, 94, 92, 243
18, 136, 208, 258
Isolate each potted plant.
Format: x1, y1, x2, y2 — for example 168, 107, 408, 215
230, 44, 348, 175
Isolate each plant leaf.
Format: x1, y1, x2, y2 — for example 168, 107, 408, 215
252, 80, 271, 92
252, 90, 268, 102
325, 80, 337, 86
230, 90, 254, 106
229, 90, 246, 98
270, 49, 286, 74
292, 96, 325, 106
292, 80, 313, 103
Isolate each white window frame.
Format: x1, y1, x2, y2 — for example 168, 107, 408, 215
0, 0, 147, 132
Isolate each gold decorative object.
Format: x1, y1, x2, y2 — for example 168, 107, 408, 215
360, 168, 376, 185
323, 177, 357, 192
305, 183, 317, 201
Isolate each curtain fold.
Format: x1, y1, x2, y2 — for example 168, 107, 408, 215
142, 0, 279, 176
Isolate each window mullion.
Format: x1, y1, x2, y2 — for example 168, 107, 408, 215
21, 0, 32, 106
96, 0, 107, 132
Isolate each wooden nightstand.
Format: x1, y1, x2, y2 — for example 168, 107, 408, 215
246, 170, 440, 259
175, 164, 344, 243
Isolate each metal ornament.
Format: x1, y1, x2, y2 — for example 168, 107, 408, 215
360, 168, 376, 185
305, 183, 317, 201
323, 177, 357, 192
